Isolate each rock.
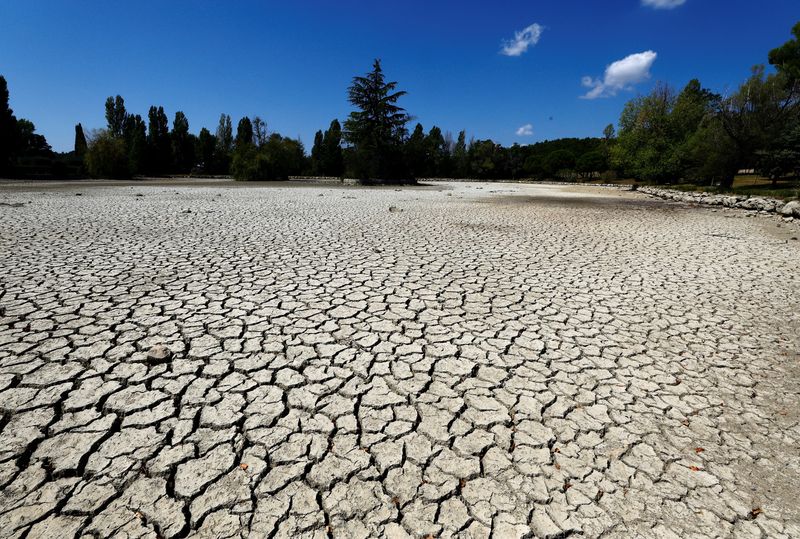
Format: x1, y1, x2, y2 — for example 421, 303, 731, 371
779, 200, 800, 218
146, 344, 172, 364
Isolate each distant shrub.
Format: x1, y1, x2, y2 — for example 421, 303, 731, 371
85, 129, 130, 178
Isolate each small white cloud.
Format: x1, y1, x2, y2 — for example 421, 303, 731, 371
516, 123, 534, 136
500, 23, 544, 57
642, 0, 686, 8
581, 50, 657, 99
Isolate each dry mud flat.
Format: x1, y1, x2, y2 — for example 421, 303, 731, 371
0, 180, 798, 538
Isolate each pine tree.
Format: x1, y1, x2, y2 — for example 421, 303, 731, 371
343, 59, 410, 179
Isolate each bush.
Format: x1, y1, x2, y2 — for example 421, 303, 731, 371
85, 130, 130, 178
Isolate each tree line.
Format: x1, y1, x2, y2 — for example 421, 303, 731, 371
609, 23, 800, 188
1, 21, 798, 185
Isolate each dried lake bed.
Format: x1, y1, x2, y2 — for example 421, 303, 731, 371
0, 180, 799, 538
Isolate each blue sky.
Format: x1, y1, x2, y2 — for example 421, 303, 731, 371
2, 0, 798, 152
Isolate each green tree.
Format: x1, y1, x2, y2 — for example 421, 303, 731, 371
544, 149, 576, 179
576, 151, 607, 178
343, 59, 410, 180
404, 123, 427, 178
453, 130, 468, 177
769, 21, 800, 85
147, 106, 171, 174
232, 132, 306, 181
0, 76, 17, 174
253, 117, 267, 147
74, 123, 88, 157
124, 114, 147, 174
603, 124, 615, 142
756, 120, 800, 182
715, 66, 799, 188
320, 119, 344, 176
172, 111, 194, 173
611, 83, 678, 182
467, 140, 505, 179
310, 130, 324, 174
425, 126, 447, 177
197, 128, 217, 173
85, 129, 130, 178
105, 95, 127, 138
235, 117, 254, 149
215, 114, 233, 174
15, 119, 51, 155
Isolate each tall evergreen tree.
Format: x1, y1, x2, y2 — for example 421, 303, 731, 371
769, 22, 800, 85
74, 123, 88, 157
343, 59, 410, 180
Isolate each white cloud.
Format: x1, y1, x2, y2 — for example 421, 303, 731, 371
581, 50, 657, 99
500, 23, 544, 57
516, 123, 534, 136
642, 0, 686, 9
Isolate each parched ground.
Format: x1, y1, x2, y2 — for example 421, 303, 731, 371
0, 180, 799, 539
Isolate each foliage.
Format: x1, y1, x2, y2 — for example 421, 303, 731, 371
576, 151, 607, 178
231, 116, 306, 181
343, 59, 410, 180
0, 76, 15, 174
85, 129, 130, 178
319, 119, 344, 177
196, 128, 216, 173
147, 106, 171, 174
124, 114, 147, 175
105, 95, 127, 138
172, 111, 195, 173
769, 22, 800, 84
215, 114, 233, 173
74, 123, 88, 157
235, 117, 254, 149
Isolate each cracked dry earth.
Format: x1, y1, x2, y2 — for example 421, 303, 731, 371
0, 180, 799, 539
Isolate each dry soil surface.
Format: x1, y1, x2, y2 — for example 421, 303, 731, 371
0, 180, 799, 538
